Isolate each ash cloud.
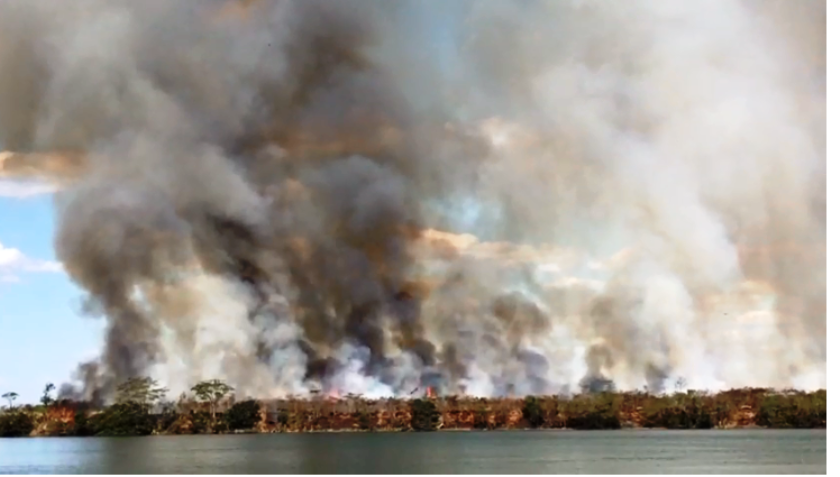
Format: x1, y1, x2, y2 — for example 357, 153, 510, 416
0, 0, 825, 400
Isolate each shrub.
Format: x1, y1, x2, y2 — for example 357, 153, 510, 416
564, 395, 622, 430
276, 409, 290, 429
190, 410, 214, 434
72, 411, 96, 436
225, 400, 261, 431
91, 402, 155, 436
522, 396, 545, 428
353, 411, 373, 431
641, 395, 716, 429
756, 393, 826, 428
154, 411, 180, 434
409, 399, 440, 431
0, 411, 34, 437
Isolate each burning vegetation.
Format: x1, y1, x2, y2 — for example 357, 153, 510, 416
0, 379, 826, 437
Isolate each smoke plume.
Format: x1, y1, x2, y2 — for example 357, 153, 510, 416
0, 0, 825, 400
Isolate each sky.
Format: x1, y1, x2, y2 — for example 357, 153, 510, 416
0, 184, 104, 404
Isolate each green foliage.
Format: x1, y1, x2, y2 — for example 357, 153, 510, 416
564, 394, 622, 430
90, 402, 156, 436
115, 378, 167, 408
155, 410, 180, 434
641, 394, 715, 429
353, 410, 374, 431
756, 391, 826, 428
3, 384, 827, 437
189, 410, 229, 433
0, 411, 34, 437
73, 411, 96, 437
191, 380, 234, 415
225, 400, 261, 431
409, 399, 440, 431
522, 396, 545, 428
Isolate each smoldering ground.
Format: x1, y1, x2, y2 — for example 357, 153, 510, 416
0, 0, 825, 401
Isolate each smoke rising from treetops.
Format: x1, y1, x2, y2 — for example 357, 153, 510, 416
0, 0, 825, 401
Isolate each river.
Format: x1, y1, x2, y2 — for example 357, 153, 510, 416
0, 429, 826, 474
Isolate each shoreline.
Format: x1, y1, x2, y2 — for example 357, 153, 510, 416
3, 425, 825, 439
1, 388, 826, 438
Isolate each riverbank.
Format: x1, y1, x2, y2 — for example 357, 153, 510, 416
0, 388, 826, 437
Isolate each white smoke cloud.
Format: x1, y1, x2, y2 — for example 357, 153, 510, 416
0, 0, 825, 399
0, 241, 63, 282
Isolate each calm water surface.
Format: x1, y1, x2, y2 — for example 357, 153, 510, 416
0, 429, 825, 474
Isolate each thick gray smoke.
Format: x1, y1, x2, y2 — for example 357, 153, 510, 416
0, 0, 825, 401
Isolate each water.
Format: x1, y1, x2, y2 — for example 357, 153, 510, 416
0, 429, 826, 474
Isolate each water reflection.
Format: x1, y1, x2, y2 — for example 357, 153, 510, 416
0, 429, 826, 474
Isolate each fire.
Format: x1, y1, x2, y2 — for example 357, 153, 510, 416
426, 387, 436, 399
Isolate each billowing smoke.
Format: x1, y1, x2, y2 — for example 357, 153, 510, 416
0, 0, 825, 401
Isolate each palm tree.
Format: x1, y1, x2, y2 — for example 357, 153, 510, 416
2, 391, 18, 410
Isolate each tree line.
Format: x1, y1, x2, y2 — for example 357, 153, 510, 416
0, 378, 260, 437
0, 382, 826, 437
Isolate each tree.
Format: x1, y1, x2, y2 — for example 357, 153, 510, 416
115, 377, 168, 409
41, 383, 56, 407
409, 398, 440, 431
2, 392, 18, 410
225, 399, 261, 431
191, 379, 234, 422
522, 396, 545, 428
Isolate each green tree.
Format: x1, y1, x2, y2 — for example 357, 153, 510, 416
191, 379, 234, 422
522, 396, 545, 428
91, 402, 156, 436
115, 377, 168, 409
2, 391, 18, 410
225, 399, 261, 431
41, 383, 56, 407
409, 399, 440, 432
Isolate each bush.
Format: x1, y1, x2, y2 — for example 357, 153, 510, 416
522, 396, 545, 428
564, 395, 622, 430
756, 393, 826, 428
641, 395, 715, 429
472, 408, 490, 429
189, 410, 214, 434
72, 411, 95, 436
225, 400, 261, 431
409, 399, 440, 431
0, 411, 34, 437
353, 411, 373, 431
276, 409, 290, 428
154, 411, 180, 434
91, 402, 155, 436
